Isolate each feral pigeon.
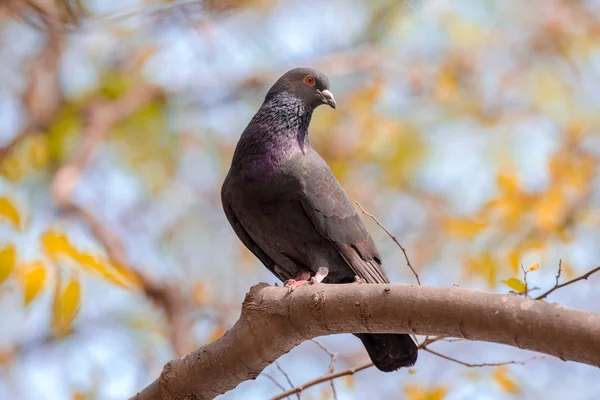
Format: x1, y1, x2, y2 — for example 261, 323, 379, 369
221, 67, 418, 371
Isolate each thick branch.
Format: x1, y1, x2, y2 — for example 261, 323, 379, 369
131, 283, 600, 400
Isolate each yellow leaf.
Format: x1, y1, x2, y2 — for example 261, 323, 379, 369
528, 262, 540, 272
344, 375, 354, 388
192, 282, 211, 307
443, 218, 487, 239
409, 368, 416, 375
0, 196, 22, 230
28, 135, 50, 170
436, 65, 459, 103
507, 249, 521, 275
428, 388, 449, 400
41, 231, 137, 290
533, 189, 565, 231
501, 278, 526, 293
41, 230, 72, 259
0, 155, 24, 182
497, 172, 520, 195
493, 366, 520, 394
0, 245, 16, 285
52, 277, 81, 336
76, 254, 136, 290
21, 262, 47, 305
110, 261, 141, 288
465, 252, 497, 288
405, 385, 448, 400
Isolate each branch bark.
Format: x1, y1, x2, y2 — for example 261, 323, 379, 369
131, 283, 600, 400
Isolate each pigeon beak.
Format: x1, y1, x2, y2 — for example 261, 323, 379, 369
320, 90, 336, 109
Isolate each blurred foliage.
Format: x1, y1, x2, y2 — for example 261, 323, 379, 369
446, 122, 595, 287
493, 366, 520, 394
404, 385, 448, 400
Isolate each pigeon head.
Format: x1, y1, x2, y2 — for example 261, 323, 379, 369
264, 67, 336, 110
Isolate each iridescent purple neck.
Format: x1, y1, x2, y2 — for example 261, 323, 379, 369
232, 93, 314, 169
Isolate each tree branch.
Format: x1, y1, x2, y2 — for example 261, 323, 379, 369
274, 337, 542, 399
422, 348, 542, 368
130, 283, 600, 400
535, 265, 600, 300
269, 362, 372, 400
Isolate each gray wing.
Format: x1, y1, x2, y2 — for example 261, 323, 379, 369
221, 178, 280, 278
299, 153, 389, 284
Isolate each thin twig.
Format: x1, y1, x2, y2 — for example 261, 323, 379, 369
552, 260, 563, 289
440, 338, 464, 343
419, 336, 442, 348
269, 362, 372, 400
355, 201, 421, 285
311, 339, 336, 357
327, 354, 338, 400
268, 331, 542, 400
535, 265, 600, 300
311, 340, 338, 399
423, 348, 543, 368
274, 361, 298, 399
520, 264, 529, 298
270, 333, 441, 400
263, 372, 288, 393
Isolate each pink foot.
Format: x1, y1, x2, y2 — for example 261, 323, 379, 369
285, 272, 311, 292
310, 267, 329, 284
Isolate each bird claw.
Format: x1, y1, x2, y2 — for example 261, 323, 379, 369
285, 268, 329, 291
284, 279, 308, 293
354, 275, 366, 284
285, 272, 311, 292
310, 267, 329, 285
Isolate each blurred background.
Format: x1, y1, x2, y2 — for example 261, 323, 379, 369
1, 0, 600, 399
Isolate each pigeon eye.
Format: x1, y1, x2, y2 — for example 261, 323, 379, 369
304, 76, 315, 86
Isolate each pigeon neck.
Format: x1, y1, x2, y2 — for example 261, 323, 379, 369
265, 93, 313, 149
253, 93, 313, 150
233, 93, 315, 171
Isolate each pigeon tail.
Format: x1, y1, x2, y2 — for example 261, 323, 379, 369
355, 333, 418, 372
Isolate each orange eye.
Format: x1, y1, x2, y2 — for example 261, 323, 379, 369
304, 75, 315, 86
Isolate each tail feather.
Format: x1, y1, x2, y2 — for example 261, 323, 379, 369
355, 333, 418, 372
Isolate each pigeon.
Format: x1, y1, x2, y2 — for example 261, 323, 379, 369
221, 67, 418, 372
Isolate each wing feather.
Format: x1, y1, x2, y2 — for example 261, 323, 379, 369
300, 154, 389, 284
